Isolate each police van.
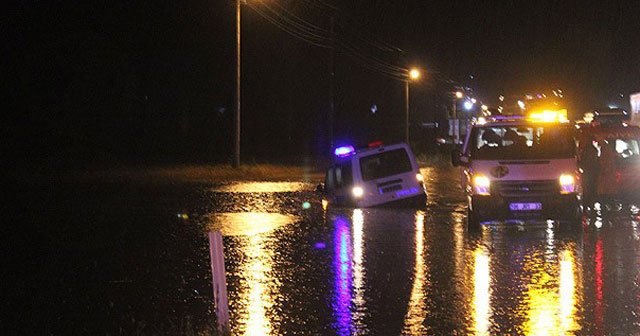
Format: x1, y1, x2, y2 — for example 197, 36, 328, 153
322, 142, 427, 207
451, 111, 582, 229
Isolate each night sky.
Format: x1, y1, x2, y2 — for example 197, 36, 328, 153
7, 0, 640, 166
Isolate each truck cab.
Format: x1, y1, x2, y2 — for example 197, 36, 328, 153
452, 112, 582, 229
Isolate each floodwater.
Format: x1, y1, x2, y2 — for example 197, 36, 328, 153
6, 168, 640, 335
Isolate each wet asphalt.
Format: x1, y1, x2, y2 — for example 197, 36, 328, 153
5, 167, 640, 335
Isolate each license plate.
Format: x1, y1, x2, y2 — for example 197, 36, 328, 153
509, 202, 542, 211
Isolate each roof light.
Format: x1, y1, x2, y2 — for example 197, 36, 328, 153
528, 109, 568, 123
368, 141, 383, 148
334, 145, 355, 157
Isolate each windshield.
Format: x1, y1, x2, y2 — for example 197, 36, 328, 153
470, 125, 576, 160
360, 148, 413, 181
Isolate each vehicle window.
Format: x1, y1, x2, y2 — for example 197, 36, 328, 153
471, 125, 576, 160
359, 149, 412, 181
335, 162, 353, 188
613, 138, 640, 160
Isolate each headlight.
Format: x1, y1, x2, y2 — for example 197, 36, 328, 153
559, 174, 575, 194
472, 175, 491, 195
352, 186, 364, 198
416, 173, 424, 182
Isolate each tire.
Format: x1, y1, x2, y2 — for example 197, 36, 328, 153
467, 208, 482, 232
562, 203, 583, 231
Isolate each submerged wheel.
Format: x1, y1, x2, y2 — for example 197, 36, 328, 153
467, 208, 482, 232
561, 203, 583, 231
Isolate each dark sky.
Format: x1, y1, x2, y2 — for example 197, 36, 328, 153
8, 0, 640, 164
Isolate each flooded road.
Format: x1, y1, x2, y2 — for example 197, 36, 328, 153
7, 168, 640, 334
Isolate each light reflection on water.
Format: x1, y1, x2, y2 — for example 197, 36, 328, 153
471, 226, 583, 335
352, 209, 367, 333
208, 212, 297, 236
333, 215, 353, 335
402, 211, 428, 335
241, 233, 273, 335
202, 168, 640, 335
211, 182, 310, 193
208, 212, 298, 335
520, 245, 581, 336
473, 247, 491, 336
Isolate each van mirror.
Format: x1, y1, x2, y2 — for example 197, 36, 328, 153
451, 149, 469, 167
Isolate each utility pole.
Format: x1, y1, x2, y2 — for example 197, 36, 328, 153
328, 16, 335, 153
233, 0, 241, 168
404, 80, 409, 144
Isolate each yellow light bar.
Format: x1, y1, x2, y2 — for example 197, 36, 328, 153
528, 109, 568, 123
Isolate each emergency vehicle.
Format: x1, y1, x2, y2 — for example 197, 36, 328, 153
451, 110, 582, 229
322, 142, 427, 207
578, 118, 640, 200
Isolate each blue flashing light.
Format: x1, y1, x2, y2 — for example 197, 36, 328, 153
334, 145, 355, 157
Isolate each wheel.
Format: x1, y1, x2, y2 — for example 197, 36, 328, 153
561, 203, 583, 231
467, 208, 481, 232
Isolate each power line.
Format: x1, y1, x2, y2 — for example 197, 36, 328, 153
299, 0, 337, 12
261, 2, 332, 42
246, 3, 332, 49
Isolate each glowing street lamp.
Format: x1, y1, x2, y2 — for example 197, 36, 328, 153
464, 101, 474, 110
409, 68, 421, 80
455, 91, 464, 99
405, 67, 422, 144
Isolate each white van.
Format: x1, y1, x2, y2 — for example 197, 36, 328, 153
451, 113, 582, 229
322, 142, 427, 207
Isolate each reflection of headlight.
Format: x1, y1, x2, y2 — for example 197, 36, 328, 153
416, 173, 424, 182
352, 186, 364, 198
559, 174, 575, 194
473, 175, 491, 195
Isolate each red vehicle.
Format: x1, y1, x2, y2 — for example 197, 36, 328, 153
578, 121, 640, 200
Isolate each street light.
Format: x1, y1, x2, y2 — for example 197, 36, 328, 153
464, 101, 474, 110
409, 69, 421, 80
405, 67, 422, 144
451, 91, 464, 143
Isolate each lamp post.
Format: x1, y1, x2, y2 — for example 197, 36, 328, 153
451, 91, 463, 143
233, 0, 241, 168
405, 68, 421, 144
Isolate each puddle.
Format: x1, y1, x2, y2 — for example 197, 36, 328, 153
211, 182, 312, 193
